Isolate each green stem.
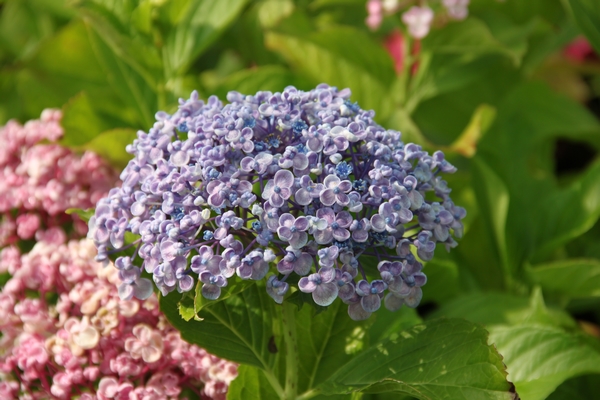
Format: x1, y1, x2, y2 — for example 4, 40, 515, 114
281, 301, 298, 400
263, 369, 286, 399
297, 389, 320, 400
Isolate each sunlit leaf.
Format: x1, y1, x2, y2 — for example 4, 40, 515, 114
489, 324, 600, 400
163, 0, 248, 77
528, 259, 600, 298
265, 27, 396, 120
227, 365, 280, 400
318, 319, 514, 399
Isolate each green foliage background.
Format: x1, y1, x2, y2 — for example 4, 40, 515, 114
3, 0, 600, 399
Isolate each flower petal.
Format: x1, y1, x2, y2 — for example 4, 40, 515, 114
313, 282, 338, 306
404, 287, 423, 308
319, 189, 336, 206
298, 276, 317, 293
294, 188, 312, 205
294, 253, 313, 276
274, 169, 294, 188
289, 231, 308, 249
202, 283, 222, 300
348, 302, 371, 321
384, 293, 405, 311
361, 294, 381, 312
133, 278, 154, 300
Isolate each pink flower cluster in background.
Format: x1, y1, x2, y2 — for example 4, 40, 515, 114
0, 111, 238, 399
0, 238, 237, 399
0, 110, 116, 246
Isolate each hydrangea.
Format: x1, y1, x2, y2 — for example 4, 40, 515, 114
89, 84, 465, 321
0, 239, 237, 400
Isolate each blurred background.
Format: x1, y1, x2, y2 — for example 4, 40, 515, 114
2, 0, 600, 398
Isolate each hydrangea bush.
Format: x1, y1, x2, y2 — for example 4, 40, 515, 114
89, 84, 465, 321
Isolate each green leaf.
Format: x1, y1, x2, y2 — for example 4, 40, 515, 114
161, 283, 278, 369
31, 20, 106, 84
213, 65, 312, 99
65, 208, 94, 223
178, 292, 196, 322
409, 55, 521, 145
61, 92, 117, 146
535, 160, 600, 259
86, 25, 157, 127
419, 258, 461, 305
528, 259, 600, 298
318, 318, 513, 399
76, 1, 162, 85
568, 0, 600, 54
81, 128, 137, 169
476, 82, 600, 269
295, 301, 369, 393
489, 324, 600, 400
422, 18, 520, 62
193, 277, 256, 316
432, 290, 577, 329
265, 27, 396, 120
227, 365, 280, 400
162, 0, 248, 77
471, 156, 511, 281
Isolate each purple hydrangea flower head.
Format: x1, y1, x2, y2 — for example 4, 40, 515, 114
89, 84, 465, 319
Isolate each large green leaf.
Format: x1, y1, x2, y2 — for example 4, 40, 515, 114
317, 318, 513, 399
162, 0, 248, 77
489, 324, 600, 400
568, 0, 600, 54
227, 364, 280, 400
190, 277, 255, 319
295, 301, 369, 393
161, 283, 279, 370
265, 27, 396, 120
528, 259, 600, 298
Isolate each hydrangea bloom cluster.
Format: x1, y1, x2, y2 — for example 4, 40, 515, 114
0, 110, 116, 246
0, 238, 237, 399
89, 84, 465, 320
366, 0, 470, 38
